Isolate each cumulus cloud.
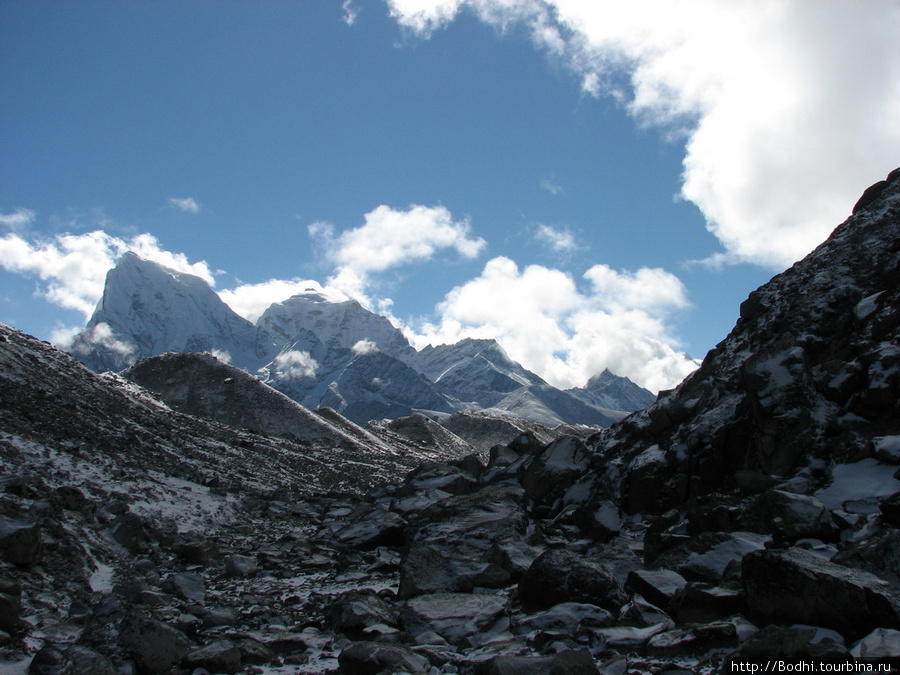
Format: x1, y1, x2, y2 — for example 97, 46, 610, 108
351, 339, 379, 355
310, 204, 486, 300
387, 0, 900, 269
168, 197, 201, 214
410, 255, 696, 392
273, 350, 319, 380
535, 224, 577, 253
70, 322, 135, 358
0, 229, 214, 319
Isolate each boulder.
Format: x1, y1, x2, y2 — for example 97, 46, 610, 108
399, 484, 528, 598
401, 592, 508, 646
0, 516, 42, 565
331, 507, 406, 549
518, 549, 626, 612
742, 547, 900, 639
721, 625, 850, 668
327, 590, 399, 639
625, 569, 687, 611
118, 614, 189, 674
646, 620, 742, 658
476, 649, 599, 674
516, 601, 615, 637
109, 512, 152, 554
166, 571, 206, 603
742, 490, 835, 541
851, 627, 900, 660
224, 553, 259, 578
521, 436, 591, 505
0, 578, 21, 633
337, 641, 431, 674
670, 583, 745, 624
28, 644, 116, 675
184, 639, 242, 674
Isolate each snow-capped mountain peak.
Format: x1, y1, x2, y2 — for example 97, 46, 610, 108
70, 252, 271, 372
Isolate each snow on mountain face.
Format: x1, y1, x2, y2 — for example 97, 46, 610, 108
567, 368, 657, 413
70, 255, 652, 427
258, 291, 414, 360
409, 338, 547, 406
71, 253, 271, 372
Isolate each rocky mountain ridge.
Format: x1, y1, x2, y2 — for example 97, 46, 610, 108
70, 255, 649, 428
1, 169, 899, 673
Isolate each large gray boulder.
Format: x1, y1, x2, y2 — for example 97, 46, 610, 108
399, 484, 529, 598
743, 547, 900, 639
518, 548, 627, 612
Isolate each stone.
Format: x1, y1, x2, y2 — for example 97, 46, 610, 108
224, 553, 259, 578
521, 437, 591, 505
617, 595, 674, 629
337, 641, 431, 675
28, 644, 116, 675
646, 620, 741, 657
624, 569, 687, 611
879, 491, 900, 527
331, 507, 406, 549
476, 649, 599, 674
0, 515, 42, 565
0, 587, 21, 633
722, 625, 850, 667
118, 614, 189, 674
399, 461, 479, 496
109, 512, 151, 554
742, 490, 835, 541
399, 484, 528, 598
519, 549, 627, 612
742, 547, 900, 640
677, 531, 768, 583
593, 624, 668, 655
167, 571, 206, 603
234, 637, 278, 665
185, 639, 242, 674
670, 583, 745, 624
516, 602, 615, 637
327, 590, 399, 639
402, 592, 508, 647
851, 627, 900, 660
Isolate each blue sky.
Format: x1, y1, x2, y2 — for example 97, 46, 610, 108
2, 1, 899, 392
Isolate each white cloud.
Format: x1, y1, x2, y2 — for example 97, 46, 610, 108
0, 208, 36, 231
218, 278, 347, 323
409, 255, 696, 392
0, 229, 214, 319
208, 349, 232, 364
310, 204, 486, 300
168, 197, 201, 214
540, 177, 562, 195
535, 224, 577, 252
71, 322, 135, 358
387, 0, 900, 270
351, 338, 379, 355
273, 349, 319, 380
342, 0, 359, 25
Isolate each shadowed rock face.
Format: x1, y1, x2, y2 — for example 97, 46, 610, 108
1, 171, 899, 673
586, 167, 900, 516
